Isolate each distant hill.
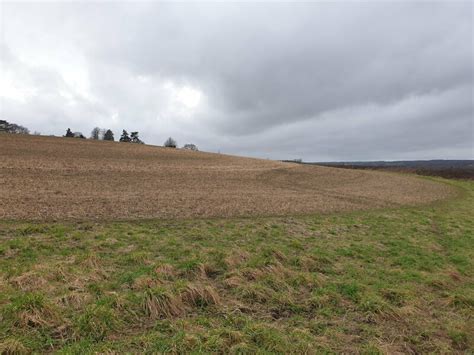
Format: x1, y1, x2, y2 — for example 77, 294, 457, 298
309, 160, 474, 179
313, 160, 474, 169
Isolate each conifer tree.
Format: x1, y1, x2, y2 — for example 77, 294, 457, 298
119, 130, 131, 142
130, 131, 144, 144
103, 129, 114, 141
164, 137, 177, 148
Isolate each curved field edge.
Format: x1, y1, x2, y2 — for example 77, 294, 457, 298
0, 170, 459, 225
0, 178, 472, 353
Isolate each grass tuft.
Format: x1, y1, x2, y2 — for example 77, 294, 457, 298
10, 272, 48, 292
142, 287, 183, 319
76, 304, 118, 341
6, 293, 61, 329
0, 339, 28, 355
57, 291, 93, 310
154, 264, 176, 280
181, 284, 221, 308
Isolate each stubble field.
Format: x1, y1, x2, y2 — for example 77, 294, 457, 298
0, 135, 453, 221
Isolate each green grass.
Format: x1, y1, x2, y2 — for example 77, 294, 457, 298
0, 178, 473, 353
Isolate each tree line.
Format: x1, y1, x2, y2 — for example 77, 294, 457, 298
1, 120, 198, 151
65, 127, 198, 150
0, 120, 30, 134
65, 127, 144, 144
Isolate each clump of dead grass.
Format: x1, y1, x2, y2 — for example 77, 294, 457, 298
0, 338, 28, 355
57, 291, 93, 310
131, 276, 160, 290
83, 254, 101, 269
181, 283, 221, 307
142, 287, 184, 319
10, 272, 48, 292
242, 261, 293, 282
12, 294, 61, 329
271, 249, 287, 262
0, 279, 7, 294
236, 283, 275, 304
155, 264, 176, 280
68, 277, 89, 292
81, 255, 108, 278
4, 293, 72, 341
224, 275, 245, 289
197, 263, 220, 279
225, 250, 250, 268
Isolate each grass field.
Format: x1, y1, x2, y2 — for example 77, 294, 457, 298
0, 135, 452, 220
0, 176, 472, 353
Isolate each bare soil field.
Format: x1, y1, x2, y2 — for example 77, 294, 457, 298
0, 135, 453, 220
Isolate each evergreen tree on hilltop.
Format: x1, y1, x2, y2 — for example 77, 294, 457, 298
130, 131, 144, 144
103, 129, 114, 141
119, 130, 131, 142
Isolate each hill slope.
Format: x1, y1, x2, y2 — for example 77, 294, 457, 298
0, 135, 453, 220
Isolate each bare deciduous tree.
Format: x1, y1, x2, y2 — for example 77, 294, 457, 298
90, 127, 101, 140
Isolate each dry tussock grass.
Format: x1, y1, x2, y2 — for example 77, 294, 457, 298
142, 288, 184, 319
181, 284, 221, 307
16, 307, 53, 329
0, 276, 8, 293
0, 135, 453, 220
13, 299, 68, 336
10, 272, 48, 292
224, 250, 250, 268
223, 275, 245, 289
260, 262, 292, 278
154, 264, 176, 280
57, 291, 93, 310
131, 276, 162, 290
197, 263, 220, 279
80, 255, 109, 279
0, 339, 28, 355
241, 262, 294, 284
82, 255, 102, 270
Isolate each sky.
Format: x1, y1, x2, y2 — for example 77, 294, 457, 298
0, 1, 472, 161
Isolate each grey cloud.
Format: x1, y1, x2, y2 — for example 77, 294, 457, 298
82, 3, 472, 133
1, 2, 472, 160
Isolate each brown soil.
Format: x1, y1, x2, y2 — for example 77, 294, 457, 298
0, 135, 454, 221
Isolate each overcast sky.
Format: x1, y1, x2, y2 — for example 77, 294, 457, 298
1, 1, 472, 161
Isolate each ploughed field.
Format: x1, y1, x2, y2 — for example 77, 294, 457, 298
0, 135, 453, 220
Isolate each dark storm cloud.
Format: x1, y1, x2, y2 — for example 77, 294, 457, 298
1, 1, 472, 160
